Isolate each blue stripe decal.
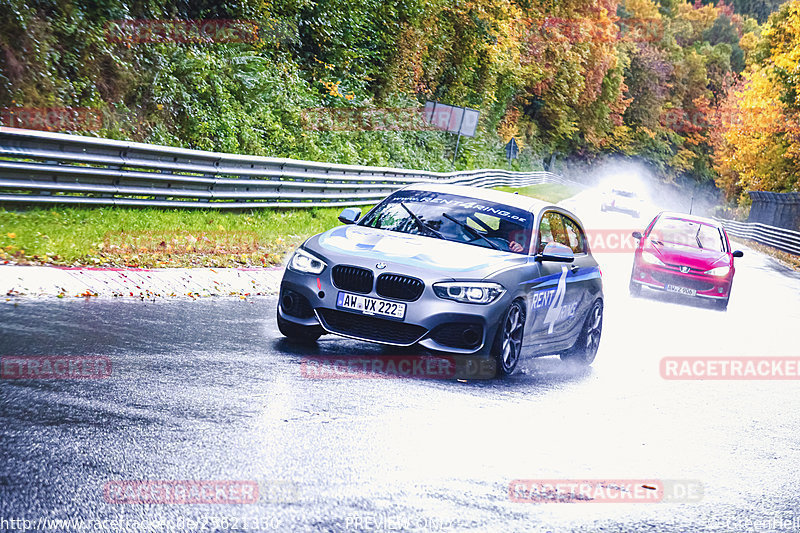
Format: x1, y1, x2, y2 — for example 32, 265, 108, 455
519, 272, 561, 287
570, 268, 602, 283
519, 266, 601, 287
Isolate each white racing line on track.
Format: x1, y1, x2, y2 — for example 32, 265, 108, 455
0, 265, 285, 298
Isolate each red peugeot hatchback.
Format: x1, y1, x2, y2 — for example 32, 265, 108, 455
629, 212, 744, 310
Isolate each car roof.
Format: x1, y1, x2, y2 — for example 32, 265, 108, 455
400, 182, 553, 214
656, 211, 722, 227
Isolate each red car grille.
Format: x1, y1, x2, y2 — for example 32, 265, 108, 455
650, 271, 715, 292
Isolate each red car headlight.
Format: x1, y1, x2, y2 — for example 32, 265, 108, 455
705, 266, 730, 277
641, 251, 666, 267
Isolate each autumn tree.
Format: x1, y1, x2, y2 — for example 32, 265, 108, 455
712, 0, 800, 202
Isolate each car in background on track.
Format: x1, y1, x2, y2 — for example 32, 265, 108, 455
600, 187, 645, 218
277, 183, 604, 376
629, 212, 743, 310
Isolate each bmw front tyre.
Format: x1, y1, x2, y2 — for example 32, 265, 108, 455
492, 299, 526, 376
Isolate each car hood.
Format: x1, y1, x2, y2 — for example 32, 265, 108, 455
647, 241, 728, 270
310, 225, 526, 277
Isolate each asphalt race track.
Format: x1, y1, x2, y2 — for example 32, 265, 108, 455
2, 198, 800, 532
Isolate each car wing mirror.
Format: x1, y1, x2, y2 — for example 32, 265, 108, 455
536, 242, 575, 263
338, 207, 361, 225
632, 231, 643, 240
732, 250, 744, 258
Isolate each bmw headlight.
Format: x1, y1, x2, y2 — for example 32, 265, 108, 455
433, 282, 506, 304
705, 266, 730, 277
288, 248, 327, 274
641, 251, 666, 266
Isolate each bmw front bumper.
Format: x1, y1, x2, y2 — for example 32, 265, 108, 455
278, 266, 511, 355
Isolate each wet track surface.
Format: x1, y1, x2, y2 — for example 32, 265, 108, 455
2, 204, 800, 532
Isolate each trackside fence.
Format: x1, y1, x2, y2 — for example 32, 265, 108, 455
715, 218, 800, 256
0, 128, 583, 209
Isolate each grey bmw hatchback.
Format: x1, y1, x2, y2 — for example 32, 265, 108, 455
277, 183, 603, 376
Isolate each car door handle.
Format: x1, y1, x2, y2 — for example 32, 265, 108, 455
570, 265, 579, 273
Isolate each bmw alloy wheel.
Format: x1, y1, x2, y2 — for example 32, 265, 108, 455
561, 300, 603, 365
494, 300, 525, 376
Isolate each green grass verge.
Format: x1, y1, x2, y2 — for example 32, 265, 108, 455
494, 183, 582, 204
0, 183, 579, 268
0, 206, 372, 268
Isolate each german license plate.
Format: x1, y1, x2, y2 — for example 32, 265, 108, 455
665, 284, 696, 296
337, 292, 406, 320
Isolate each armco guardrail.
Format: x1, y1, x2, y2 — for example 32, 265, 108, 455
0, 128, 581, 209
715, 218, 800, 256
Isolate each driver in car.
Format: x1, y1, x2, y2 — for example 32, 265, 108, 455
496, 220, 525, 253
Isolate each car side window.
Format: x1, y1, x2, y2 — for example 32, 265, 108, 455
536, 211, 559, 254
537, 212, 586, 254
561, 215, 587, 254
549, 213, 568, 248
643, 216, 658, 238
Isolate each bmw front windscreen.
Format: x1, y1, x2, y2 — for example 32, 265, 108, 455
360, 190, 534, 254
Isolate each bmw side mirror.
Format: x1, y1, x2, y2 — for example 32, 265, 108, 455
732, 250, 744, 258
338, 208, 361, 225
536, 242, 575, 263
632, 231, 643, 240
